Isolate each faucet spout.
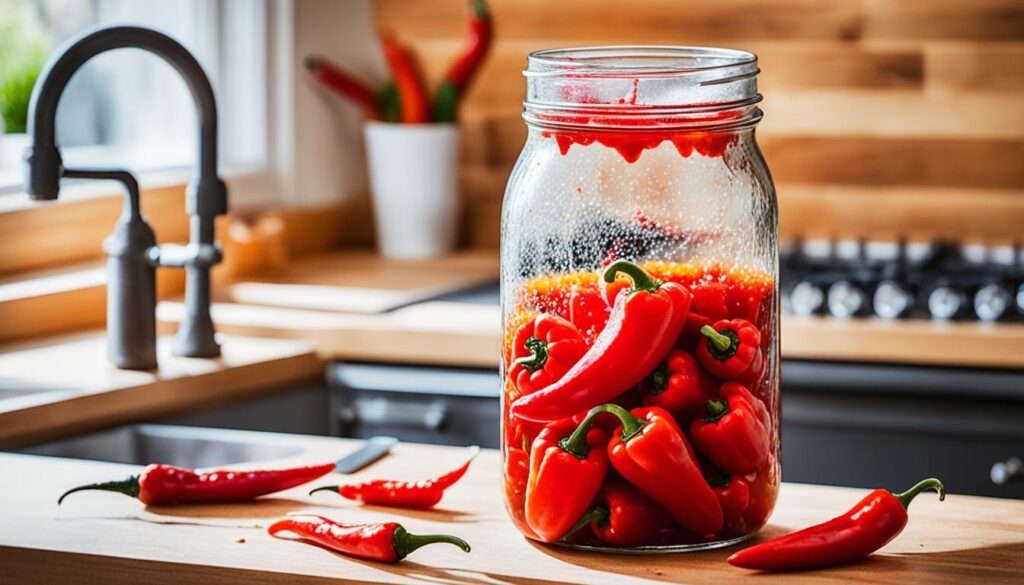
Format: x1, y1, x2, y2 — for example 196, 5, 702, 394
24, 25, 227, 368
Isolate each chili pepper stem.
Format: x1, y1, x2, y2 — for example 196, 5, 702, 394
391, 525, 471, 560
603, 260, 661, 293
58, 476, 140, 505
700, 325, 734, 353
559, 505, 610, 541
513, 336, 549, 372
893, 478, 945, 509
308, 485, 340, 497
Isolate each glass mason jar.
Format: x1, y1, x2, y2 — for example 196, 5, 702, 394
500, 47, 779, 552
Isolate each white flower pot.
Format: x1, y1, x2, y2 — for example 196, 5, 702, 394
364, 121, 460, 260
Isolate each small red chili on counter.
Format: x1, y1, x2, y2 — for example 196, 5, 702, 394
690, 382, 770, 476
510, 260, 692, 422
525, 418, 610, 542
581, 403, 723, 536
728, 478, 945, 571
697, 318, 762, 379
562, 481, 672, 547
507, 313, 586, 396
641, 350, 716, 415
708, 472, 751, 529
58, 463, 334, 506
268, 514, 471, 563
308, 447, 478, 509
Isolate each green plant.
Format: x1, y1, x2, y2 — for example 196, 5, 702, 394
0, 0, 51, 134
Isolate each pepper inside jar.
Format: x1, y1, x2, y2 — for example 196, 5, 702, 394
501, 46, 779, 552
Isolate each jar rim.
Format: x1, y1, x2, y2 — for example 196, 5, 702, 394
525, 45, 758, 80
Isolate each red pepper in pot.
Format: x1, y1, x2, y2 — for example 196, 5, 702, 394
507, 313, 586, 396
268, 514, 470, 563
510, 261, 692, 423
309, 447, 478, 509
525, 418, 610, 542
433, 0, 492, 122
581, 404, 723, 536
697, 318, 762, 380
563, 481, 672, 547
690, 382, 770, 476
641, 350, 716, 415
380, 36, 431, 123
709, 472, 750, 529
58, 463, 334, 506
728, 478, 945, 571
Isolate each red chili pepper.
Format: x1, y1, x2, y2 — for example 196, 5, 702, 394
690, 382, 770, 476
380, 36, 431, 123
58, 462, 334, 506
433, 0, 492, 122
268, 514, 470, 563
510, 261, 692, 423
563, 481, 672, 547
709, 472, 750, 529
580, 404, 723, 536
697, 318, 762, 379
641, 350, 716, 415
728, 478, 945, 571
308, 447, 478, 509
507, 313, 586, 396
525, 418, 610, 542
304, 56, 381, 119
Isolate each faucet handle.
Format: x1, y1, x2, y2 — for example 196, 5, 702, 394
149, 242, 222, 269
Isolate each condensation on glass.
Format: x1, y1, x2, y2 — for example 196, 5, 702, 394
500, 46, 780, 552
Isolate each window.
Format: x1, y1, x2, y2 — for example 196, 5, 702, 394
0, 0, 268, 195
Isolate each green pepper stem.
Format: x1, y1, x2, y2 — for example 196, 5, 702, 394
602, 260, 661, 294
598, 403, 648, 443
645, 363, 670, 395
308, 485, 340, 497
700, 325, 734, 353
704, 399, 730, 424
560, 505, 610, 541
58, 476, 140, 505
892, 478, 945, 510
391, 525, 471, 560
513, 337, 549, 372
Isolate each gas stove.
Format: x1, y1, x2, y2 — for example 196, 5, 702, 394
781, 239, 1024, 323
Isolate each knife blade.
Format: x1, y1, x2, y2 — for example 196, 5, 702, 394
335, 436, 398, 473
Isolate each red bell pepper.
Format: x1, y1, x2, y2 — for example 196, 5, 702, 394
507, 313, 586, 396
580, 404, 723, 536
568, 284, 611, 344
510, 261, 692, 422
697, 318, 762, 380
268, 514, 470, 563
564, 481, 672, 547
690, 382, 771, 476
728, 478, 945, 571
709, 472, 750, 529
525, 418, 610, 542
641, 350, 716, 415
380, 36, 431, 123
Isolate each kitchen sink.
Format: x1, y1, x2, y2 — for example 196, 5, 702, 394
17, 424, 304, 468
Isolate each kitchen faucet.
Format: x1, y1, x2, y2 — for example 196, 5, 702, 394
24, 26, 227, 370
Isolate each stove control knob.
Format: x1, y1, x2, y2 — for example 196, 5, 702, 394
789, 281, 824, 316
928, 286, 964, 321
974, 284, 1010, 322
872, 281, 912, 320
827, 281, 865, 319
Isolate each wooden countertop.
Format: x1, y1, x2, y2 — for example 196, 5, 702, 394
1, 438, 1022, 585
0, 334, 322, 449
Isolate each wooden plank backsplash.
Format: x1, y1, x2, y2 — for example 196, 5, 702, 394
376, 0, 1024, 247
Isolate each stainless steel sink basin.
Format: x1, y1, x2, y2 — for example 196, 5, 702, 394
17, 424, 304, 468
